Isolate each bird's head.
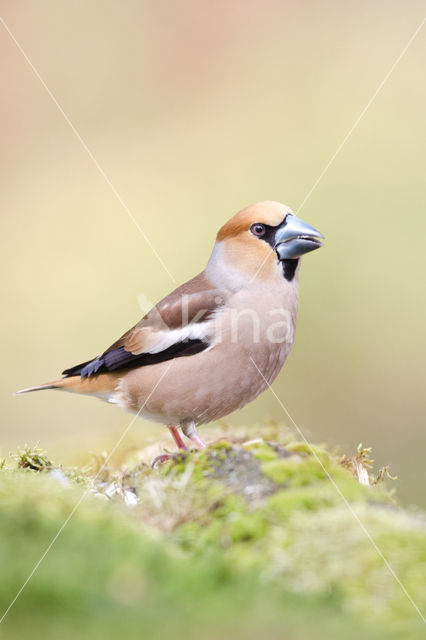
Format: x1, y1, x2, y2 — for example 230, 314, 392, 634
206, 201, 324, 288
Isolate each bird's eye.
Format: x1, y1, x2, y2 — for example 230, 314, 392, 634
251, 223, 266, 237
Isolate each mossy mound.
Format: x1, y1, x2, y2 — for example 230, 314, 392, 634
0, 438, 425, 639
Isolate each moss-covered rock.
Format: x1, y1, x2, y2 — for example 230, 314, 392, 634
0, 438, 425, 639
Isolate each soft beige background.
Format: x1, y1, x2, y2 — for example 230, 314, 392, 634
1, 1, 425, 504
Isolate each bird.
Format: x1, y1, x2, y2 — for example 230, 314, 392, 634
16, 201, 323, 457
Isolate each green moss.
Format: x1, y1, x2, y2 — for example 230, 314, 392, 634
249, 441, 279, 462
265, 484, 338, 519
261, 455, 330, 485
261, 458, 291, 484
13, 443, 53, 471
282, 504, 426, 624
227, 511, 268, 543
286, 441, 331, 464
1, 439, 425, 640
208, 439, 233, 452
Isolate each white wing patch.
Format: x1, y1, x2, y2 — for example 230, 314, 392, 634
129, 321, 214, 356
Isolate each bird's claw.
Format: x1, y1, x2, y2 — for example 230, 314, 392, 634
151, 453, 174, 468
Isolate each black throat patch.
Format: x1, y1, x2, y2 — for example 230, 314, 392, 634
281, 259, 299, 282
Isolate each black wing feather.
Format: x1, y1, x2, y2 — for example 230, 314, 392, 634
62, 339, 208, 379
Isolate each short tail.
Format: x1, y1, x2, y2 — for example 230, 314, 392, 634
15, 381, 65, 395
15, 373, 120, 396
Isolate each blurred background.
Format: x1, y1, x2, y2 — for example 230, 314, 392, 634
1, 0, 425, 505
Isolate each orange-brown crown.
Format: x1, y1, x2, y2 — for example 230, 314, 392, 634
217, 201, 292, 242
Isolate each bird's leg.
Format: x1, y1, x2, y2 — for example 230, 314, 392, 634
152, 425, 188, 468
181, 421, 207, 450
168, 425, 188, 450
152, 423, 204, 468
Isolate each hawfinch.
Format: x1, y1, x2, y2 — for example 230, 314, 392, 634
17, 201, 323, 453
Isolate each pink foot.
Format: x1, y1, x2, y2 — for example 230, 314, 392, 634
190, 434, 207, 450
181, 422, 207, 449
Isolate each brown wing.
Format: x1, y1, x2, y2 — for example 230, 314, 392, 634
62, 273, 226, 378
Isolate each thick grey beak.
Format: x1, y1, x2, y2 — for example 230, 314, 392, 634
275, 214, 324, 260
